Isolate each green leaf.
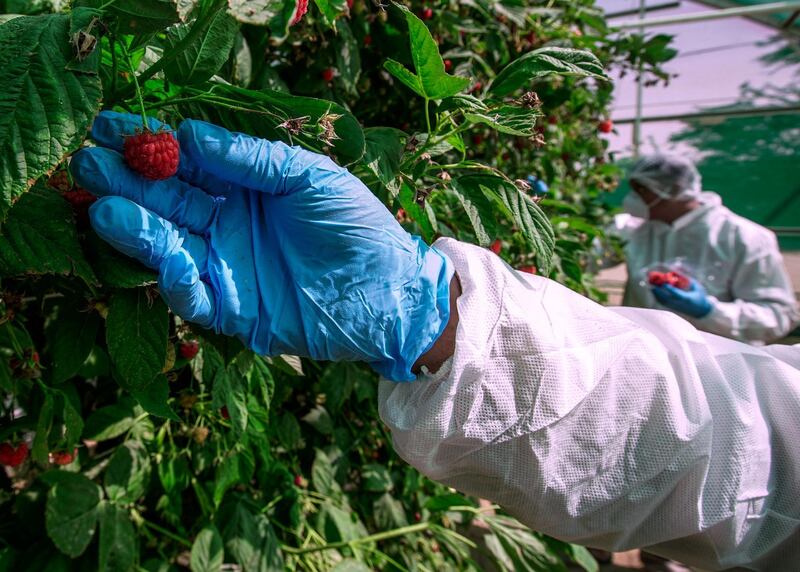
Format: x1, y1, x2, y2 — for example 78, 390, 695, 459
384, 59, 424, 98
0, 185, 96, 284
82, 397, 138, 441
312, 0, 348, 27
392, 4, 470, 99
31, 390, 55, 464
317, 503, 368, 543
398, 181, 435, 242
464, 104, 540, 136
130, 374, 180, 421
179, 84, 365, 164
457, 175, 554, 272
213, 449, 255, 506
104, 440, 152, 504
424, 493, 473, 511
45, 472, 102, 558
227, 0, 296, 42
164, 6, 238, 86
302, 405, 333, 435
334, 20, 360, 95
212, 367, 248, 434
219, 497, 285, 571
59, 388, 84, 451
190, 525, 224, 572
448, 181, 498, 247
49, 305, 101, 383
331, 560, 372, 572
564, 544, 598, 572
275, 411, 303, 451
489, 47, 606, 97
106, 289, 169, 391
311, 448, 341, 498
0, 14, 101, 216
158, 455, 191, 494
362, 463, 393, 492
373, 492, 407, 529
246, 355, 274, 411
98, 502, 137, 572
362, 128, 405, 188
84, 232, 157, 288
100, 0, 180, 33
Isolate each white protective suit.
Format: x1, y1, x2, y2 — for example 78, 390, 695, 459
379, 238, 800, 572
619, 192, 798, 343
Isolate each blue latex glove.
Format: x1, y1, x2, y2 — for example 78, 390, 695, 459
525, 175, 549, 196
70, 111, 453, 381
652, 279, 713, 318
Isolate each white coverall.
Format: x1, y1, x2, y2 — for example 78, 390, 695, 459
380, 238, 800, 572
620, 192, 798, 343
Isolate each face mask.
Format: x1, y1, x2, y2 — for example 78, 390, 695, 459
623, 192, 661, 220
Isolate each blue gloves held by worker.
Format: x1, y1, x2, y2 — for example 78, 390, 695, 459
652, 279, 714, 319
70, 111, 453, 381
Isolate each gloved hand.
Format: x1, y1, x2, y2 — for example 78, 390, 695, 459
652, 279, 713, 318
70, 111, 453, 381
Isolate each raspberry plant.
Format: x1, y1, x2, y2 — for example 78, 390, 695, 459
0, 0, 674, 570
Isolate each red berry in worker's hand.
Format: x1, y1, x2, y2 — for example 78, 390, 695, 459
490, 239, 502, 255
665, 271, 691, 290
321, 68, 335, 82
598, 119, 613, 134
50, 448, 77, 466
178, 340, 199, 360
421, 7, 433, 19
124, 130, 180, 180
291, 0, 308, 25
519, 265, 537, 275
648, 271, 667, 286
444, 59, 453, 72
0, 443, 28, 467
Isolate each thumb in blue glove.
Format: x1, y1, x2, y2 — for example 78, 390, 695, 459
71, 111, 453, 381
652, 279, 713, 319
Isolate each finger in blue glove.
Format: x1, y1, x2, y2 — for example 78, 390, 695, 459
652, 279, 713, 318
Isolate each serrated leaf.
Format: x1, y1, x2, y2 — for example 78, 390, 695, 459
0, 185, 96, 284
384, 59, 424, 97
213, 449, 254, 506
311, 448, 341, 498
373, 492, 407, 529
317, 503, 367, 543
98, 502, 137, 572
246, 356, 274, 411
398, 181, 435, 242
334, 20, 360, 95
45, 472, 102, 558
362, 463, 393, 492
464, 104, 540, 136
313, 0, 348, 27
59, 389, 84, 450
101, 0, 180, 33
131, 374, 179, 421
104, 440, 152, 503
363, 128, 405, 188
392, 4, 470, 99
212, 367, 248, 434
219, 497, 285, 571
275, 411, 303, 451
0, 14, 101, 216
448, 182, 497, 247
489, 47, 606, 97
179, 84, 365, 164
164, 6, 238, 86
82, 397, 138, 441
84, 232, 157, 288
190, 525, 224, 572
32, 390, 55, 464
106, 289, 169, 391
49, 305, 101, 383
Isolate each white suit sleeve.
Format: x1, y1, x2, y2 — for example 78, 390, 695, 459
379, 238, 800, 572
693, 239, 799, 343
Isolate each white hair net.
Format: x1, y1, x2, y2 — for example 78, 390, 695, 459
628, 154, 702, 200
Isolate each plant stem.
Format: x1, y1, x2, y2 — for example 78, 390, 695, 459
122, 44, 148, 129
282, 522, 431, 555
141, 519, 192, 547
424, 97, 432, 134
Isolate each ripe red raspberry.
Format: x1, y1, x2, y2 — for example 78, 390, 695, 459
50, 448, 77, 466
444, 59, 453, 72
421, 7, 433, 19
470, 81, 482, 93
62, 187, 97, 209
364, 34, 372, 46
220, 406, 230, 420
490, 239, 501, 255
321, 68, 335, 82
0, 442, 28, 467
472, 134, 483, 145
346, 0, 353, 8
294, 474, 306, 487
124, 130, 180, 180
291, 0, 308, 25
414, 511, 422, 522
598, 119, 613, 134
178, 340, 199, 360
518, 265, 537, 275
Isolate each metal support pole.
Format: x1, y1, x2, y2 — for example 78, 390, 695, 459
632, 0, 646, 157
615, 0, 800, 29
